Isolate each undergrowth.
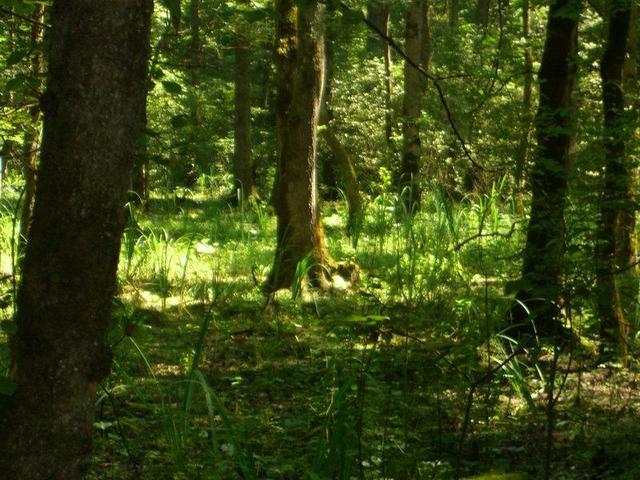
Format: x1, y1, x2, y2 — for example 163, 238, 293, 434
1, 179, 639, 479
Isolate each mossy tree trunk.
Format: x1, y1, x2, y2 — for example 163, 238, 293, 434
596, 0, 633, 361
0, 1, 152, 478
397, 0, 431, 212
233, 0, 257, 202
270, 0, 329, 292
510, 0, 581, 338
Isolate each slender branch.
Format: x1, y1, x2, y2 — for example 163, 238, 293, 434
451, 220, 521, 252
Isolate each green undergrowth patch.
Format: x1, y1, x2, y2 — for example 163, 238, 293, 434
0, 187, 631, 479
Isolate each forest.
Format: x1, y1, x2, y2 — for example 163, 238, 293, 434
0, 0, 639, 478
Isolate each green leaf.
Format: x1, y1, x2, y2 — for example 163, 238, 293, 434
160, 0, 182, 30
5, 74, 28, 92
141, 126, 161, 138
0, 376, 16, 396
6, 49, 28, 67
0, 0, 34, 15
0, 320, 16, 335
340, 7, 364, 24
0, 292, 12, 309
241, 8, 269, 23
170, 114, 190, 129
161, 80, 183, 94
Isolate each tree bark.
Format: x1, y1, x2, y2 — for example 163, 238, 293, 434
270, 0, 329, 292
510, 0, 581, 338
514, 0, 534, 213
0, 1, 152, 478
397, 0, 431, 212
18, 3, 45, 249
233, 0, 257, 201
596, 0, 632, 361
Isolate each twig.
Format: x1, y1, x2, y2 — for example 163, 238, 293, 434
451, 220, 521, 252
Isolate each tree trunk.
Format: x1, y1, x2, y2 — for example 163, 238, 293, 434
233, 0, 257, 202
131, 104, 149, 205
320, 25, 363, 236
132, 31, 171, 205
0, 140, 16, 179
366, 1, 394, 146
448, 0, 459, 31
596, 0, 632, 361
188, 0, 201, 126
475, 0, 490, 28
383, 17, 394, 147
366, 0, 389, 55
19, 4, 45, 250
270, 0, 329, 292
617, 0, 639, 322
510, 0, 581, 338
0, 1, 152, 478
397, 0, 431, 212
514, 0, 534, 213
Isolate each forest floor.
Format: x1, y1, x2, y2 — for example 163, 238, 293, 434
3, 189, 640, 479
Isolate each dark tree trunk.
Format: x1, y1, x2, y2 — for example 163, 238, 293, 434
397, 0, 431, 212
510, 0, 581, 338
475, 0, 490, 28
596, 0, 632, 361
320, 25, 363, 236
18, 4, 45, 249
0, 1, 152, 478
514, 0, 534, 213
270, 0, 329, 292
233, 0, 257, 201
